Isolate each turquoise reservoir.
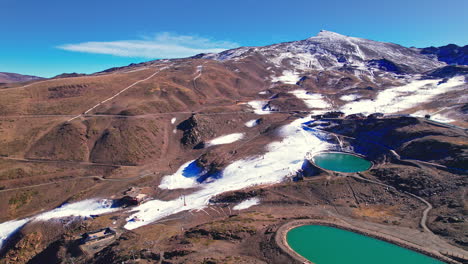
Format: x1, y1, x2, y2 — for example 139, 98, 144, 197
287, 225, 445, 264
312, 152, 372, 173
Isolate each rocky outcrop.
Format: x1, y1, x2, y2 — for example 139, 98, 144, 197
177, 114, 215, 148
398, 138, 468, 170
369, 167, 449, 197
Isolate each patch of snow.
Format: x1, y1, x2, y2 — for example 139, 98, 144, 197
206, 133, 244, 147
233, 197, 260, 210
34, 199, 117, 221
271, 70, 300, 84
258, 91, 268, 95
0, 199, 119, 250
289, 90, 331, 109
159, 160, 202, 190
340, 94, 360, 102
245, 119, 259, 128
412, 111, 456, 123
247, 100, 271, 115
171, 117, 176, 124
193, 65, 203, 81
173, 128, 177, 134
430, 114, 456, 123
124, 116, 332, 230
341, 76, 466, 115
0, 218, 30, 249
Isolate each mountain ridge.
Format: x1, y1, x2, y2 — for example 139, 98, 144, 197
0, 72, 44, 84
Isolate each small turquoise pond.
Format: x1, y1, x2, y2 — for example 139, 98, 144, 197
312, 152, 372, 173
287, 225, 445, 264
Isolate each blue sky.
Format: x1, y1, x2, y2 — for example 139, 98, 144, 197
1, 0, 467, 77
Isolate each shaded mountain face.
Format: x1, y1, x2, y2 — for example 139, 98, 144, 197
0, 72, 43, 84
420, 44, 468, 65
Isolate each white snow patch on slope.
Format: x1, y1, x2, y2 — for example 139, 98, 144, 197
341, 76, 466, 115
247, 101, 271, 115
206, 133, 244, 146
430, 114, 456, 123
124, 116, 332, 230
34, 199, 117, 221
0, 218, 30, 249
271, 70, 300, 84
0, 199, 118, 250
245, 119, 259, 127
171, 117, 177, 124
412, 111, 456, 124
340, 94, 360, 102
289, 90, 331, 109
159, 160, 200, 190
233, 197, 260, 210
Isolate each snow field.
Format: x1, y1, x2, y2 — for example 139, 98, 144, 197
245, 119, 259, 127
341, 76, 466, 115
289, 89, 331, 109
271, 70, 300, 84
233, 197, 260, 210
158, 160, 201, 190
247, 101, 271, 115
206, 133, 245, 146
0, 199, 117, 249
124, 116, 332, 230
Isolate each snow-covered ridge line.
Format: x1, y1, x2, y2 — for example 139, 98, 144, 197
201, 30, 444, 74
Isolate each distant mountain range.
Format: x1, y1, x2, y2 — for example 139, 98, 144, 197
0, 72, 43, 84
420, 44, 468, 65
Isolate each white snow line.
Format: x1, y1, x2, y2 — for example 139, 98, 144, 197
209, 207, 222, 216
200, 209, 211, 216
206, 133, 245, 146
233, 197, 260, 210
123, 116, 332, 230
193, 65, 203, 81
0, 199, 118, 250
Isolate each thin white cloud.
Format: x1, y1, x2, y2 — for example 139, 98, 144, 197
57, 32, 239, 59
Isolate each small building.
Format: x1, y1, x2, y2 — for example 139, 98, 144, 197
81, 227, 116, 244
117, 187, 148, 206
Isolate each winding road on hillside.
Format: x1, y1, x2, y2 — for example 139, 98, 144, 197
350, 174, 434, 234
0, 171, 158, 193
66, 65, 170, 122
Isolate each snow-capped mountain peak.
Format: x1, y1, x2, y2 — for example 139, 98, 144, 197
314, 30, 349, 39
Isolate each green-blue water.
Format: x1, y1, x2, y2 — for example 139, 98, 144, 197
313, 152, 372, 173
287, 225, 445, 264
